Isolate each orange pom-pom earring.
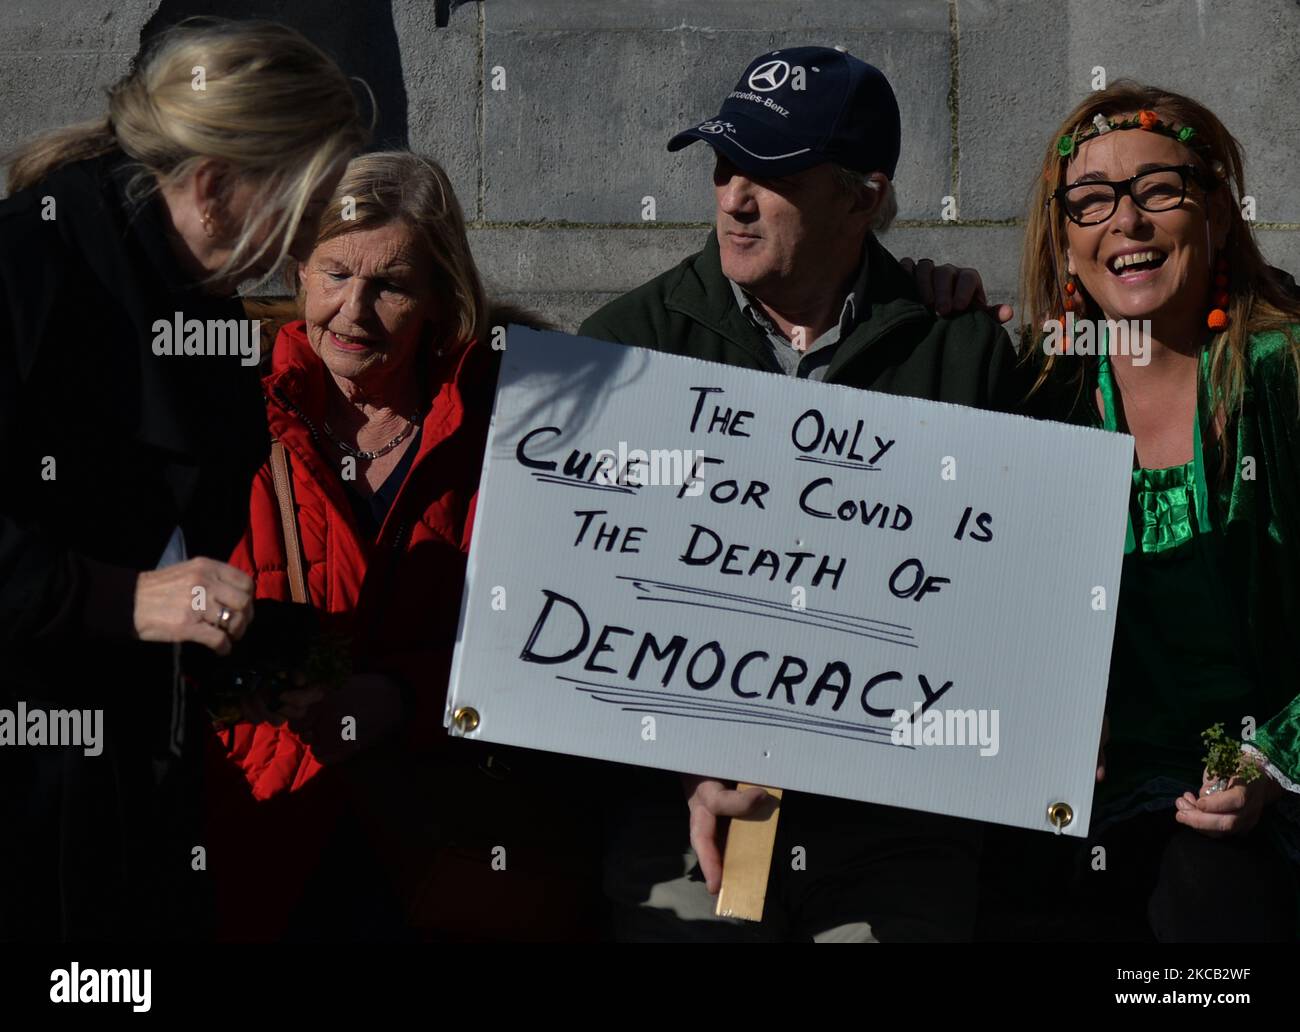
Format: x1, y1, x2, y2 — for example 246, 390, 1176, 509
1207, 255, 1229, 331
1058, 274, 1080, 354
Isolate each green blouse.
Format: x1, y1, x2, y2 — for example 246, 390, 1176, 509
1087, 331, 1300, 799
1096, 351, 1261, 804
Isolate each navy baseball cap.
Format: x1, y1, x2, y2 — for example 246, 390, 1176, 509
668, 46, 902, 180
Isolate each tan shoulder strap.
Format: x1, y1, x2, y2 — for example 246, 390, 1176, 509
268, 440, 309, 605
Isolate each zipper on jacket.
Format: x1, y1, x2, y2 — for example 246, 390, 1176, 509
824, 310, 931, 383
357, 516, 411, 651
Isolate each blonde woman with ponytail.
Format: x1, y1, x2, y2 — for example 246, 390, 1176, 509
0, 17, 367, 942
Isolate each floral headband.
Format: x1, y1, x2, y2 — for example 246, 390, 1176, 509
1056, 109, 1211, 160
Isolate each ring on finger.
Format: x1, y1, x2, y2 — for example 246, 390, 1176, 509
218, 606, 233, 633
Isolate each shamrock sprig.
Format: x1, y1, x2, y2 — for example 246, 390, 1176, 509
1201, 722, 1262, 786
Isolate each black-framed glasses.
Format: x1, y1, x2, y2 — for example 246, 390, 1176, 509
1051, 164, 1219, 226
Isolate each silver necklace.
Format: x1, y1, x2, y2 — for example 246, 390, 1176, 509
272, 389, 421, 461
322, 412, 421, 460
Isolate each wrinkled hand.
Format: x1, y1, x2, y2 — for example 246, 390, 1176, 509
288, 672, 403, 765
899, 257, 1015, 324
681, 775, 775, 895
1175, 762, 1285, 837
133, 558, 254, 656
1097, 713, 1110, 784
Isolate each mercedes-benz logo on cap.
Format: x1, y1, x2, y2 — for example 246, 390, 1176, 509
747, 59, 790, 92
697, 121, 733, 135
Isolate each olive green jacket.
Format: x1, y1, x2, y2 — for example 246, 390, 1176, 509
578, 230, 1023, 411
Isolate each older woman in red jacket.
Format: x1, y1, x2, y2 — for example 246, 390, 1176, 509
205, 152, 604, 941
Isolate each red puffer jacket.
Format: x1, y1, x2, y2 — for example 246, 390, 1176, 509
204, 320, 497, 939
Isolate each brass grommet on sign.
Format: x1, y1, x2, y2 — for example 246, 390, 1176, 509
452, 706, 480, 733
1047, 801, 1073, 834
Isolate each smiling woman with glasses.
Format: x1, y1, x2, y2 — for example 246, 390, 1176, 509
987, 81, 1300, 943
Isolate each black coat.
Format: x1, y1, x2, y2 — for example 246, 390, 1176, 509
0, 150, 268, 940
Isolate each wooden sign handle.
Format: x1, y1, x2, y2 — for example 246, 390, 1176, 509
714, 784, 784, 922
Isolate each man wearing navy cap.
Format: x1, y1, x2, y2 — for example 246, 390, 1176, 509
580, 46, 1020, 942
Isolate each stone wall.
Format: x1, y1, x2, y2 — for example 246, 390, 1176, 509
3, 0, 1297, 329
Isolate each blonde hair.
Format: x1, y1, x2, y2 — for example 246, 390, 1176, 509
308, 151, 488, 355
1021, 80, 1300, 429
5, 17, 371, 283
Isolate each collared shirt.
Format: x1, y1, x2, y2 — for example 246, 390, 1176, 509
726, 244, 871, 381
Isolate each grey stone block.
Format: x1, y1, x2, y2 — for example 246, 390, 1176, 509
0, 0, 157, 163
959, 0, 1300, 222
470, 226, 709, 294
482, 15, 953, 222
396, 0, 480, 217
0, 51, 137, 162
1258, 229, 1300, 282
884, 223, 1023, 305
487, 0, 948, 32
488, 291, 624, 335
1, 0, 159, 51
957, 0, 1067, 221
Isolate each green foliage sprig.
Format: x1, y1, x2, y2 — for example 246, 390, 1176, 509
1201, 722, 1262, 785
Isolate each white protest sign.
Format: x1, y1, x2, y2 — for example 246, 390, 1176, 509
447, 327, 1134, 835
